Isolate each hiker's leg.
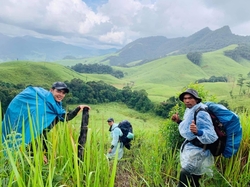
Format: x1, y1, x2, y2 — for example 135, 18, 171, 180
42, 130, 49, 153
191, 174, 201, 187
178, 169, 191, 187
41, 130, 49, 163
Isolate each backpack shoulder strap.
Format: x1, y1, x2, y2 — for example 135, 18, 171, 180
194, 107, 208, 123
110, 126, 119, 131
112, 126, 123, 137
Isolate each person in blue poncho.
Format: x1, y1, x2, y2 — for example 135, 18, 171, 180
2, 81, 90, 163
171, 89, 218, 187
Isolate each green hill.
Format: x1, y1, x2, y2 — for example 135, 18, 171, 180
113, 45, 250, 102
1, 45, 250, 107
0, 61, 127, 88
0, 61, 86, 87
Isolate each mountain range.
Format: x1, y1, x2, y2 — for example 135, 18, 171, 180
1, 25, 250, 63
105, 25, 250, 66
0, 34, 117, 62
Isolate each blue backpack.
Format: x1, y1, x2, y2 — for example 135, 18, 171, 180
194, 102, 242, 158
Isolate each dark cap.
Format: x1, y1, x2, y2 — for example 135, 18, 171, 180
52, 82, 69, 93
179, 88, 202, 103
107, 118, 114, 122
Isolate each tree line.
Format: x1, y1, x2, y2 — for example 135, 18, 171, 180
224, 44, 250, 62
0, 79, 173, 118
2, 77, 237, 119
64, 78, 154, 113
187, 44, 250, 66
70, 63, 124, 78
196, 76, 228, 83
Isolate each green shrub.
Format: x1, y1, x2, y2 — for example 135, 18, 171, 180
160, 83, 217, 150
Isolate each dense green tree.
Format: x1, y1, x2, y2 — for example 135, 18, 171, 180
237, 74, 245, 95
224, 44, 250, 62
196, 76, 228, 83
246, 81, 250, 95
111, 70, 124, 78
70, 63, 124, 78
186, 52, 202, 66
0, 82, 25, 113
154, 96, 178, 118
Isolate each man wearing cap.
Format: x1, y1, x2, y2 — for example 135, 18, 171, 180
106, 118, 124, 160
171, 88, 218, 187
2, 81, 90, 163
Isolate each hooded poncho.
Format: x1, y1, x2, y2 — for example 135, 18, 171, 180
179, 102, 218, 175
2, 86, 66, 146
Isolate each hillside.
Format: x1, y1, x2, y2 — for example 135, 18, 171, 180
1, 46, 250, 105
111, 45, 250, 101
103, 26, 250, 66
0, 61, 127, 89
0, 61, 86, 87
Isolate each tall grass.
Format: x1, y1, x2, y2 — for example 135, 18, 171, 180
0, 103, 250, 186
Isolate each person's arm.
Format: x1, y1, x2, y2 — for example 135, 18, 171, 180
108, 128, 121, 153
171, 113, 182, 124
64, 105, 91, 121
65, 106, 81, 121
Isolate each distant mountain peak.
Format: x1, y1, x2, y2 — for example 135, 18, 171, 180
189, 27, 212, 38
214, 25, 232, 35
106, 25, 250, 66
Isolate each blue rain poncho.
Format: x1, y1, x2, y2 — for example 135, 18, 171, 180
205, 102, 242, 158
179, 102, 218, 176
2, 86, 66, 146
107, 123, 124, 160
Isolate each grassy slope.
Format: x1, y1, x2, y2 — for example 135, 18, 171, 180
55, 54, 112, 66
201, 45, 249, 77
115, 45, 250, 103
117, 54, 208, 102
0, 61, 88, 87
1, 45, 250, 107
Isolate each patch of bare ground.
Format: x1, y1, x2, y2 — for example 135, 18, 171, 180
114, 160, 135, 187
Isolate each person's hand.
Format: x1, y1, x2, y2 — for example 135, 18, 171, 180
79, 105, 91, 110
108, 148, 112, 153
43, 155, 48, 164
190, 120, 198, 134
171, 113, 180, 123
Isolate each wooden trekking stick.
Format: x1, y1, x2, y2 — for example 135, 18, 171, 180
77, 107, 89, 160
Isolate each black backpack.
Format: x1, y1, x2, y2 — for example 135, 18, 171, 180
118, 120, 133, 150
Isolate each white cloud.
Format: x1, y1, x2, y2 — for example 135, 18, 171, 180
99, 27, 125, 44
0, 0, 249, 49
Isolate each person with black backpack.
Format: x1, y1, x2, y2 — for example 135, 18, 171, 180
171, 89, 218, 187
106, 118, 124, 160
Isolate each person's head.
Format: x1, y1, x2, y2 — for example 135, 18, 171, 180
107, 118, 114, 126
179, 88, 202, 108
50, 82, 69, 102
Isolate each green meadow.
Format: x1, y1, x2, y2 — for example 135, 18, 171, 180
1, 45, 250, 186
0, 102, 249, 187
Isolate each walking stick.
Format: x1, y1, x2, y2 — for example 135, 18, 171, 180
78, 107, 89, 160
